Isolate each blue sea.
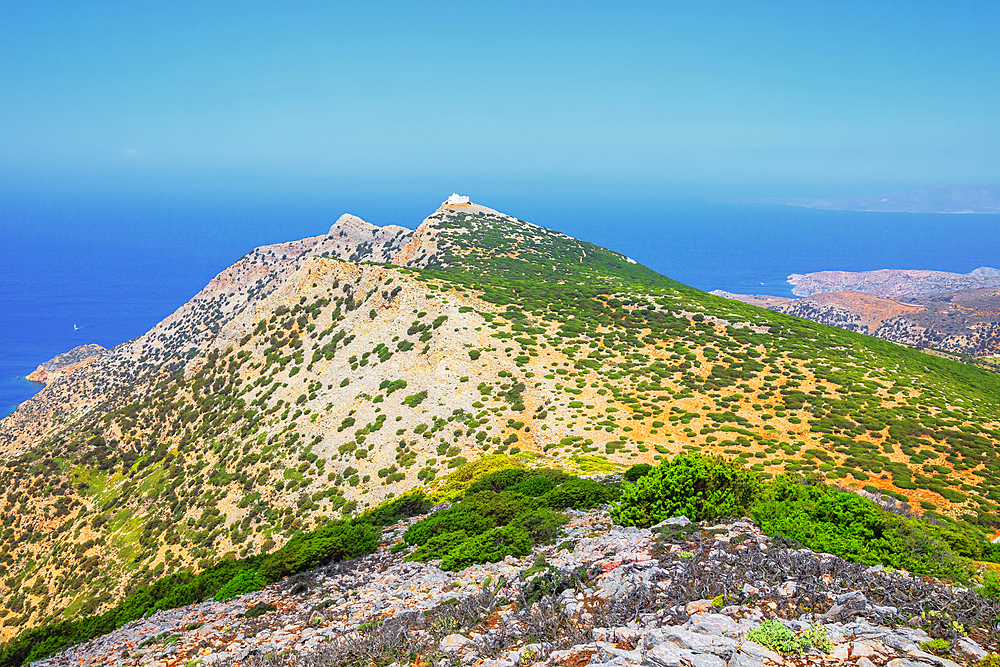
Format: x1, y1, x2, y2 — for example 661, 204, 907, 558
3, 192, 999, 418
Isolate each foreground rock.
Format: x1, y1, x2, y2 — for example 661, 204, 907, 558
32, 511, 997, 667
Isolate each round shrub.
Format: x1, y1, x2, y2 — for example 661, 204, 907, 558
508, 475, 558, 497
509, 508, 568, 544
440, 526, 532, 571
611, 454, 759, 527
623, 463, 653, 482
542, 478, 616, 510
752, 476, 969, 581
462, 490, 538, 525
466, 468, 531, 494
407, 530, 468, 562
258, 521, 380, 581
213, 569, 267, 601
404, 507, 495, 546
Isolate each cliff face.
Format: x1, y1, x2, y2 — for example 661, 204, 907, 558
1, 197, 999, 639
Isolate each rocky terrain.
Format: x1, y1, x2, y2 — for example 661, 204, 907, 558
786, 269, 1000, 300
33, 507, 999, 667
1, 196, 999, 643
25, 345, 106, 385
714, 273, 1000, 359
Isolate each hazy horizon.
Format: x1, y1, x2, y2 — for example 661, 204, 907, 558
2, 2, 998, 205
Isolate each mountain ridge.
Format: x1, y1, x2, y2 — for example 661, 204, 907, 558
1, 196, 999, 640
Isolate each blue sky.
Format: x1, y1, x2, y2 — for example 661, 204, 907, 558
1, 1, 998, 200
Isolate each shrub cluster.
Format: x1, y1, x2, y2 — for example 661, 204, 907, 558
752, 477, 972, 581
404, 467, 616, 570
611, 454, 759, 527
0, 495, 422, 667
612, 454, 997, 582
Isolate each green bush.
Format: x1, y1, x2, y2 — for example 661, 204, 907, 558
430, 456, 527, 502
213, 569, 267, 601
359, 491, 433, 527
466, 468, 531, 493
462, 490, 538, 524
745, 619, 802, 655
0, 557, 263, 667
974, 655, 1000, 667
611, 454, 759, 527
752, 477, 969, 581
509, 508, 568, 544
407, 530, 468, 562
404, 507, 495, 546
623, 463, 653, 482
244, 602, 277, 618
542, 478, 617, 510
440, 526, 532, 571
978, 570, 1000, 599
258, 521, 380, 581
507, 475, 558, 497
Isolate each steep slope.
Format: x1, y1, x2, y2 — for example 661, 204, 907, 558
0, 215, 410, 454
1, 197, 999, 639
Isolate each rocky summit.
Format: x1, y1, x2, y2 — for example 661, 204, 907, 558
1, 196, 1000, 656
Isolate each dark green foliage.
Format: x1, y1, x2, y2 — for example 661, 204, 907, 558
461, 490, 539, 525
258, 520, 380, 581
440, 526, 532, 571
403, 507, 496, 546
359, 491, 433, 527
507, 475, 557, 497
611, 453, 760, 527
0, 557, 260, 667
753, 476, 969, 581
401, 391, 428, 407
624, 463, 653, 482
509, 508, 568, 544
213, 569, 267, 601
466, 468, 531, 494
407, 530, 468, 562
403, 467, 609, 570
542, 478, 617, 510
243, 602, 277, 618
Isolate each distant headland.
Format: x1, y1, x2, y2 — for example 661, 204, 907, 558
766, 184, 1000, 214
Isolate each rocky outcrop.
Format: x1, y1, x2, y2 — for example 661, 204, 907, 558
24, 344, 105, 384
32, 511, 996, 667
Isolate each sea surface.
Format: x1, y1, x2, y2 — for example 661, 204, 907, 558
3, 193, 999, 418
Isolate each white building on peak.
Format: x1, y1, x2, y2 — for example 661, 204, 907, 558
445, 193, 470, 205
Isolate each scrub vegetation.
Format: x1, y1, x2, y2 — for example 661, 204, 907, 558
0, 201, 998, 652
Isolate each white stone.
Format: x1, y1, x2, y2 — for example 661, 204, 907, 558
440, 634, 475, 653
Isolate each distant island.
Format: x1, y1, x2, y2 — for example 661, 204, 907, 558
714, 266, 1000, 361
771, 184, 1000, 214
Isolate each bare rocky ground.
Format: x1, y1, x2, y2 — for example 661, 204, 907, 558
31, 507, 1000, 667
